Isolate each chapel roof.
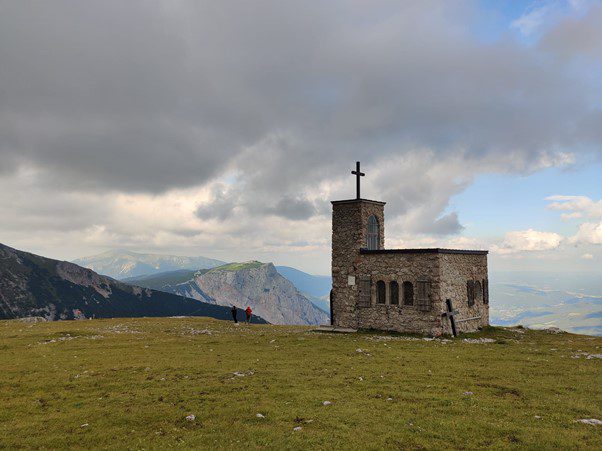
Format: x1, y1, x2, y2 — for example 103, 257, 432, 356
360, 248, 488, 255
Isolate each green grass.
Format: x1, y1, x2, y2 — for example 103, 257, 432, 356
208, 261, 264, 272
124, 270, 202, 289
0, 318, 600, 449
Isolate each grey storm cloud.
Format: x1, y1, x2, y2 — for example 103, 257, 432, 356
423, 213, 465, 236
541, 4, 602, 60
269, 197, 317, 221
1, 0, 601, 245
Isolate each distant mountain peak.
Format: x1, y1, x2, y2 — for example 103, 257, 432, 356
125, 261, 329, 326
73, 250, 226, 280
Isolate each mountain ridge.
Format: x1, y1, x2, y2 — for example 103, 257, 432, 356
73, 250, 225, 279
0, 243, 265, 323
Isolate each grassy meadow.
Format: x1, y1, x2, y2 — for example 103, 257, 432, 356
1, 317, 600, 449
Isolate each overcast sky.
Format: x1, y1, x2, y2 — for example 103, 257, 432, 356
1, 0, 601, 274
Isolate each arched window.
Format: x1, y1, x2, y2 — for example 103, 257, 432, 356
403, 281, 414, 305
376, 280, 386, 304
390, 281, 399, 305
467, 280, 475, 307
474, 280, 482, 304
367, 215, 379, 250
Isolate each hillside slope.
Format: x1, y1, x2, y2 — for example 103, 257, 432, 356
122, 269, 200, 291
0, 243, 263, 322
275, 266, 332, 313
275, 266, 331, 299
73, 250, 225, 279
1, 318, 600, 449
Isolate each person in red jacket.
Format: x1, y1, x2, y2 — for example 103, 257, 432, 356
245, 306, 253, 323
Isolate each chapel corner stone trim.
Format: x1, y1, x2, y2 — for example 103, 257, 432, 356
330, 197, 489, 336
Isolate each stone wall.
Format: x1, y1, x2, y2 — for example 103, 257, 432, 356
439, 253, 489, 334
355, 252, 443, 334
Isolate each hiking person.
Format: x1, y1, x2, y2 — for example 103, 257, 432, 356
231, 305, 238, 323
245, 306, 252, 323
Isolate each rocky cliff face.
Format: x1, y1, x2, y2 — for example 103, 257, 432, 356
170, 262, 329, 326
0, 243, 257, 322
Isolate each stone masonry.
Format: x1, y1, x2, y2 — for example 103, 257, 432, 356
331, 198, 488, 336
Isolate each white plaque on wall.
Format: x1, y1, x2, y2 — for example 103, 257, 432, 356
348, 275, 356, 286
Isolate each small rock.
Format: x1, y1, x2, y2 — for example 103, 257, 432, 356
186, 414, 196, 421
463, 338, 495, 344
356, 348, 363, 353
463, 391, 474, 396
322, 401, 331, 406
256, 413, 265, 418
576, 418, 602, 425
386, 397, 393, 401
81, 423, 89, 428
534, 415, 542, 419
544, 327, 564, 334
293, 426, 302, 431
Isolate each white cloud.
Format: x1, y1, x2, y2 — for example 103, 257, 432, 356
546, 195, 602, 247
511, 3, 556, 37
581, 253, 594, 259
492, 229, 563, 254
511, 0, 600, 40
546, 195, 602, 218
572, 221, 602, 245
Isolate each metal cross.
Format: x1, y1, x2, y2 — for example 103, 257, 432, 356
351, 161, 365, 199
443, 298, 459, 337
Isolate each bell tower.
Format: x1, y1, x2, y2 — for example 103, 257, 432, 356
330, 162, 385, 327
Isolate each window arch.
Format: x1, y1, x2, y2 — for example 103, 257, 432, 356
403, 281, 414, 305
390, 281, 399, 305
367, 215, 379, 250
376, 280, 386, 304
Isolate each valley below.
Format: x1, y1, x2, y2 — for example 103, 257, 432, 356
489, 272, 602, 336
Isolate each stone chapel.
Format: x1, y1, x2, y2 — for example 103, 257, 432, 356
330, 162, 489, 336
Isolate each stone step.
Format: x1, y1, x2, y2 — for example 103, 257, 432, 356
314, 325, 358, 333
